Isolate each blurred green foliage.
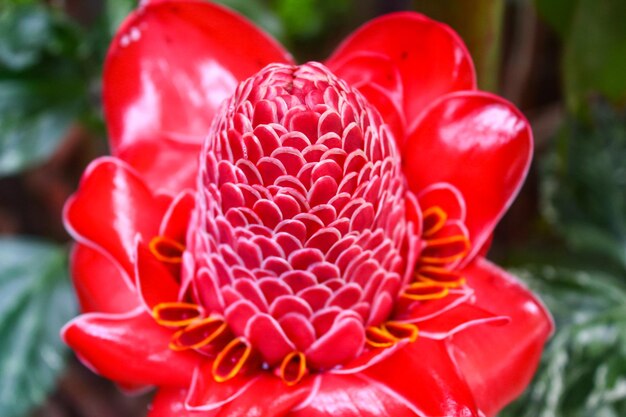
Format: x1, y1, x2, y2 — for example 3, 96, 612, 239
413, 0, 504, 92
0, 3, 96, 175
543, 104, 626, 271
502, 266, 626, 417
0, 238, 76, 417
502, 104, 626, 416
535, 0, 626, 113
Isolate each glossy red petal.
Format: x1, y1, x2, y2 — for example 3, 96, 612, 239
62, 308, 198, 387
450, 258, 553, 417
361, 337, 479, 417
187, 361, 310, 415
288, 374, 414, 417
104, 0, 293, 155
149, 388, 210, 417
64, 157, 170, 277
327, 12, 475, 132
403, 92, 533, 262
116, 138, 200, 195
71, 244, 139, 314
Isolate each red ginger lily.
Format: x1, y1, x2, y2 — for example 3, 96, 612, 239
62, 1, 553, 416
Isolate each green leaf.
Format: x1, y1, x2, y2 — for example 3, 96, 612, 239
563, 0, 626, 112
501, 266, 626, 417
542, 104, 626, 271
0, 238, 76, 417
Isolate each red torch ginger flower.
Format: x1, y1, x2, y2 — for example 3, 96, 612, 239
62, 1, 553, 416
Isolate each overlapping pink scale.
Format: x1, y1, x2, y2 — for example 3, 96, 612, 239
186, 62, 419, 370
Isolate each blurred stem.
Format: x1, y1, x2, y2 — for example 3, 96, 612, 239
413, 0, 505, 92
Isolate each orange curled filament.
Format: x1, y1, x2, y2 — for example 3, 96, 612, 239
421, 206, 447, 237
416, 266, 466, 288
400, 281, 449, 301
212, 338, 253, 383
383, 321, 419, 343
279, 351, 308, 386
365, 326, 398, 348
170, 316, 228, 351
420, 234, 470, 265
149, 235, 186, 264
152, 302, 203, 327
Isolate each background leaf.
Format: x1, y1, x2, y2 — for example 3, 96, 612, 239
214, 0, 285, 41
0, 238, 77, 417
501, 266, 626, 417
541, 104, 626, 271
563, 0, 626, 112
533, 0, 579, 38
535, 0, 626, 112
0, 3, 95, 176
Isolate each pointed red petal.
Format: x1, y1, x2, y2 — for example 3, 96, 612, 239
62, 308, 198, 387
327, 12, 475, 133
450, 258, 553, 417
71, 244, 139, 314
104, 0, 292, 154
64, 158, 170, 277
403, 92, 532, 261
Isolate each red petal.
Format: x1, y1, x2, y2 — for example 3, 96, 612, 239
187, 361, 311, 415
135, 241, 181, 310
327, 12, 475, 132
160, 190, 196, 242
62, 308, 198, 387
403, 92, 533, 261
289, 373, 431, 417
64, 158, 170, 277
361, 337, 479, 417
116, 138, 200, 195
149, 388, 210, 417
329, 52, 406, 143
104, 0, 292, 154
70, 244, 139, 314
449, 258, 553, 417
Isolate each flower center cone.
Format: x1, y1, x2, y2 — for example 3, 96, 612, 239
185, 62, 420, 375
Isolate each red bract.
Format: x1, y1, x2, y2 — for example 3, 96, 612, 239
62, 1, 553, 416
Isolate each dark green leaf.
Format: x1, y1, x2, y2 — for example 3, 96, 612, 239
542, 104, 626, 271
0, 238, 76, 417
501, 266, 626, 417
